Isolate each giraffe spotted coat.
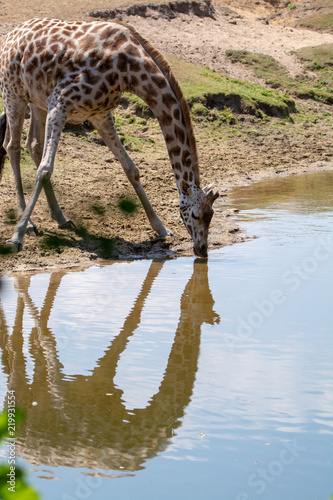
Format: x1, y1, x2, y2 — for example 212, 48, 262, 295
0, 18, 219, 256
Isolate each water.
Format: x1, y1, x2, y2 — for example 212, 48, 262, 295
0, 170, 332, 500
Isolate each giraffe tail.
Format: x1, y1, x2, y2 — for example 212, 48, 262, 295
0, 111, 6, 182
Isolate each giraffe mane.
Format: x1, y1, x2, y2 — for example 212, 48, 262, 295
117, 21, 200, 187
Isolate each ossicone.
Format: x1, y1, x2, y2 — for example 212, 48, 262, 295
204, 188, 219, 206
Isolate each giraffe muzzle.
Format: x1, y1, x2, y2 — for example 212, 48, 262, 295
194, 243, 208, 258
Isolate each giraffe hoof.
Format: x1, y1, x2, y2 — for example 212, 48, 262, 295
59, 219, 76, 230
6, 239, 22, 253
159, 227, 173, 237
26, 223, 39, 236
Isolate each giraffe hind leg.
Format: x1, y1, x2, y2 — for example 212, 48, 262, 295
3, 98, 39, 237
7, 102, 67, 252
0, 111, 7, 181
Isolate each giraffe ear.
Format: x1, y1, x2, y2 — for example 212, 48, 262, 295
180, 179, 192, 197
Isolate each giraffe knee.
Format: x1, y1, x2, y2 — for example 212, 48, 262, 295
37, 165, 52, 184
7, 141, 20, 158
27, 138, 43, 165
125, 163, 140, 183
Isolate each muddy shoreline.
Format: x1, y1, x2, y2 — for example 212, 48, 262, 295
1, 158, 332, 275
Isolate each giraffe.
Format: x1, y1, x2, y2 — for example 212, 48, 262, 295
0, 18, 219, 257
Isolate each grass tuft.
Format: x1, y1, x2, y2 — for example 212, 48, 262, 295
118, 198, 137, 214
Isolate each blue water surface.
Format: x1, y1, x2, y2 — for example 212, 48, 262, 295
0, 170, 332, 500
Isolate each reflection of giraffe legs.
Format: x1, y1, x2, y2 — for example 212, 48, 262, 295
0, 300, 10, 380
0, 260, 218, 472
14, 272, 67, 411
92, 260, 164, 383
0, 279, 30, 405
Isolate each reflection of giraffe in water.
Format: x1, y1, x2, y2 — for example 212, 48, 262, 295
0, 260, 219, 471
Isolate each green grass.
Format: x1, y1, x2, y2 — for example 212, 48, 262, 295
295, 0, 333, 32
0, 410, 40, 500
91, 204, 106, 215
226, 48, 333, 104
39, 234, 73, 253
296, 44, 333, 103
168, 54, 295, 118
118, 197, 137, 214
226, 50, 291, 88
300, 12, 333, 31
121, 55, 296, 120
296, 43, 333, 70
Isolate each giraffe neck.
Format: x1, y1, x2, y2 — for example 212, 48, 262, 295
122, 24, 200, 192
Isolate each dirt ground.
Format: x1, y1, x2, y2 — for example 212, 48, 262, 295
0, 0, 333, 273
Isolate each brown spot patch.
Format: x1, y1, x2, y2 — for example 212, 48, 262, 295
126, 44, 140, 58
128, 58, 141, 73
169, 146, 181, 158
143, 84, 157, 98
25, 56, 39, 74
152, 75, 167, 89
160, 110, 172, 128
145, 95, 158, 109
162, 93, 177, 110
89, 49, 102, 67
89, 23, 108, 34
105, 72, 119, 87
79, 35, 96, 53
173, 108, 180, 121
82, 84, 92, 95
74, 31, 86, 39
182, 149, 192, 168
111, 32, 128, 51
97, 57, 112, 73
143, 60, 158, 74
129, 75, 139, 89
174, 124, 185, 144
83, 69, 100, 86
50, 43, 60, 54
83, 99, 93, 108
100, 27, 120, 42
117, 53, 128, 72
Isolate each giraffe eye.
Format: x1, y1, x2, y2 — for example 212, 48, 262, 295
191, 212, 199, 220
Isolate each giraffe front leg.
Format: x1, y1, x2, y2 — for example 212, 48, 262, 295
92, 114, 173, 238
26, 104, 75, 231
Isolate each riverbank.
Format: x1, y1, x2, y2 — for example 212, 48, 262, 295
1, 0, 332, 273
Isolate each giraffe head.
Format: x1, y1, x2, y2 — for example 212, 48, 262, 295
179, 180, 219, 258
